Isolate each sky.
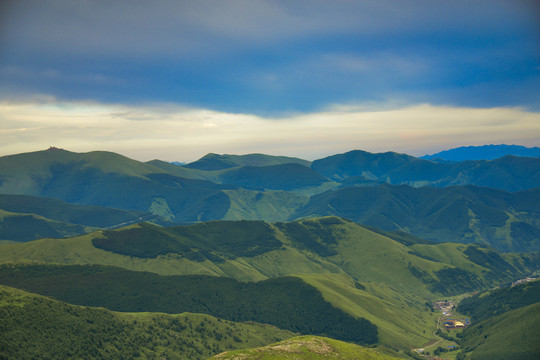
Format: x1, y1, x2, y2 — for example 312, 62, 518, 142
1, 0, 539, 162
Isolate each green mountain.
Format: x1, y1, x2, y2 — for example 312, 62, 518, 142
311, 150, 540, 191
211, 335, 402, 360
0, 148, 235, 223
1, 148, 539, 253
0, 284, 294, 360
184, 153, 311, 171
421, 144, 540, 162
311, 150, 418, 182
218, 163, 332, 191
293, 184, 540, 252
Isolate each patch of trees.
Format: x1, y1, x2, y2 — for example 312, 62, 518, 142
463, 245, 515, 280
276, 220, 339, 257
93, 220, 282, 260
0, 264, 378, 345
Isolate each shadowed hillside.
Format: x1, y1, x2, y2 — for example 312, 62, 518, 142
0, 264, 378, 345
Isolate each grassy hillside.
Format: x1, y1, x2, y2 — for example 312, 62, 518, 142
0, 217, 534, 293
0, 284, 294, 360
0, 264, 378, 344
212, 335, 402, 360
0, 217, 535, 351
458, 302, 540, 360
292, 185, 540, 252
297, 273, 439, 347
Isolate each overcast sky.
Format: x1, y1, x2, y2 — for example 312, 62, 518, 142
1, 0, 539, 162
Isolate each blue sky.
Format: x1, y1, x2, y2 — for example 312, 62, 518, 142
0, 0, 539, 161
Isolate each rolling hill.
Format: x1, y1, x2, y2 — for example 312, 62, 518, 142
0, 148, 236, 223
0, 217, 533, 295
0, 216, 537, 351
1, 147, 539, 359
218, 163, 332, 191
1, 149, 539, 238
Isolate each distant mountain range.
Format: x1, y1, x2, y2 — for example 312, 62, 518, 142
1, 147, 539, 251
421, 144, 540, 161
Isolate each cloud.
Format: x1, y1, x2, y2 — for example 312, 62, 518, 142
1, 0, 538, 113
0, 99, 538, 162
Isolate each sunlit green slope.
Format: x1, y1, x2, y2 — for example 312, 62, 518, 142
211, 335, 402, 360
458, 302, 540, 360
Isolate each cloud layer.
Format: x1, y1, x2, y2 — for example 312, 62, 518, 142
1, 0, 539, 114
2, 100, 538, 162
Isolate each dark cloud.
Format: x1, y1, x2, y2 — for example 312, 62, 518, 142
0, 0, 538, 113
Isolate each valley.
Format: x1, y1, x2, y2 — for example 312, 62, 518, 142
0, 147, 539, 359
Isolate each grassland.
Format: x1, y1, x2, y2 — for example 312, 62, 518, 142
0, 217, 535, 351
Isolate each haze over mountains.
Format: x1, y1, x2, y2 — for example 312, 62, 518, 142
0, 144, 539, 359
